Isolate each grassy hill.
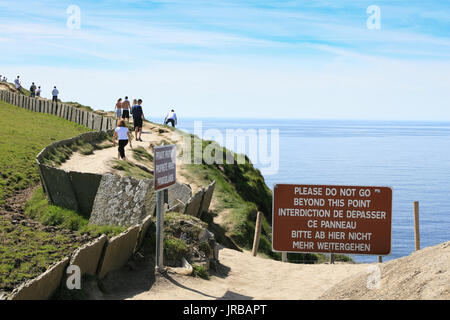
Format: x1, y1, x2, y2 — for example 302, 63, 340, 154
0, 100, 123, 292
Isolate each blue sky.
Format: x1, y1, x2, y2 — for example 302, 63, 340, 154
1, 0, 450, 120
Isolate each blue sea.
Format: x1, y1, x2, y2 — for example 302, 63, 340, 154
155, 117, 450, 263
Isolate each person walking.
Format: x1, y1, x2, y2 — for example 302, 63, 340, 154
113, 119, 133, 160
30, 82, 37, 98
115, 98, 122, 120
131, 99, 145, 142
36, 86, 41, 97
121, 96, 131, 123
14, 76, 22, 94
52, 86, 59, 102
164, 109, 177, 127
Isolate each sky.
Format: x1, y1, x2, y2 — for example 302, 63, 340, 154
1, 0, 450, 121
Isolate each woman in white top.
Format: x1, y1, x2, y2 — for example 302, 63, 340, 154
113, 119, 133, 160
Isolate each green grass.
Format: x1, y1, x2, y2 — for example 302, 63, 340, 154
192, 265, 210, 280
164, 236, 190, 266
111, 159, 154, 179
0, 216, 82, 291
0, 100, 120, 292
132, 146, 154, 163
24, 187, 125, 237
0, 100, 90, 205
182, 135, 279, 259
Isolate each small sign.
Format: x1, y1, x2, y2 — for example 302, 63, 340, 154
154, 145, 176, 191
272, 184, 392, 255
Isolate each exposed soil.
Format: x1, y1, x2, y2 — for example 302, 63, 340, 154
320, 241, 450, 300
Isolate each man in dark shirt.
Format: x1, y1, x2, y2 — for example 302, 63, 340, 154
30, 82, 36, 98
131, 99, 145, 142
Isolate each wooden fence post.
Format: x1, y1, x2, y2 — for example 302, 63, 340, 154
414, 201, 420, 251
251, 211, 263, 256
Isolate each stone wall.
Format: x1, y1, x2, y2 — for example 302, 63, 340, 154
89, 174, 156, 227
35, 131, 111, 216
5, 222, 155, 300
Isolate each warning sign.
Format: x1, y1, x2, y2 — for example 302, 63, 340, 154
154, 145, 176, 191
272, 184, 392, 255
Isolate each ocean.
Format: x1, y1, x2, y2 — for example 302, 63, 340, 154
155, 117, 450, 263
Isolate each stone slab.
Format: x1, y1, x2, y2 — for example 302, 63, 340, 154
97, 225, 140, 279
9, 258, 69, 300
89, 174, 156, 227
168, 182, 192, 208
184, 189, 205, 218
200, 180, 216, 215
39, 165, 79, 212
70, 235, 107, 277
68, 171, 103, 218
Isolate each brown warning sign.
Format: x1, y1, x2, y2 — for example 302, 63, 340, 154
272, 184, 392, 255
154, 145, 176, 192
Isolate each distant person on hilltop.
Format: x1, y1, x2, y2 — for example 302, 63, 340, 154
36, 86, 41, 97
115, 98, 122, 120
52, 86, 59, 102
113, 119, 133, 160
121, 96, 131, 123
164, 109, 177, 127
30, 82, 36, 98
131, 99, 145, 142
14, 76, 22, 94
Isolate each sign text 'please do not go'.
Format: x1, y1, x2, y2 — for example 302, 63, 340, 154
272, 184, 392, 255
154, 145, 176, 192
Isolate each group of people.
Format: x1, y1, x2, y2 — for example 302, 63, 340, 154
113, 97, 146, 160
113, 97, 178, 160
8, 75, 59, 101
0, 75, 8, 82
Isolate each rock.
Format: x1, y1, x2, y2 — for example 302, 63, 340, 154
168, 182, 192, 208
199, 180, 216, 216
89, 174, 156, 227
198, 229, 215, 242
184, 189, 204, 218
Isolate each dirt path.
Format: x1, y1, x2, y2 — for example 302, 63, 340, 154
59, 121, 198, 188
126, 247, 369, 300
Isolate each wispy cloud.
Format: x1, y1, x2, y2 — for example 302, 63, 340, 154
1, 0, 449, 120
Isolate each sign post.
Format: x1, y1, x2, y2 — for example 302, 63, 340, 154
272, 184, 392, 257
154, 144, 177, 273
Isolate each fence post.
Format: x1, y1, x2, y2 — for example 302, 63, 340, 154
251, 211, 263, 257
414, 201, 420, 251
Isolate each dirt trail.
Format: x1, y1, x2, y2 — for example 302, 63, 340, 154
125, 246, 368, 300
59, 121, 197, 189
